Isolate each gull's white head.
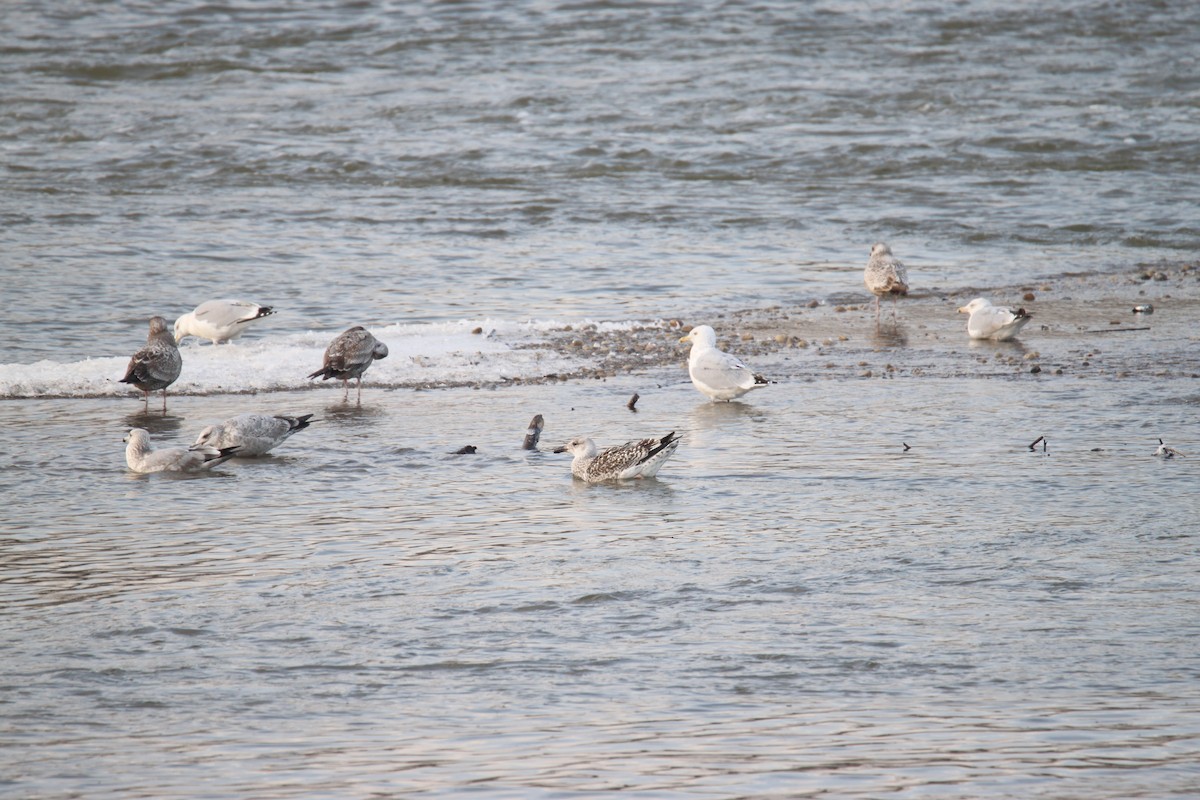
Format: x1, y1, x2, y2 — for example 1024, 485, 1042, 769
957, 297, 991, 314
553, 437, 596, 458
870, 242, 893, 258
680, 325, 718, 348
123, 428, 149, 446
173, 313, 192, 343
193, 424, 219, 448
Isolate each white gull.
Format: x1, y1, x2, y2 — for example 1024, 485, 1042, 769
957, 297, 1032, 341
192, 413, 315, 457
681, 325, 769, 402
124, 428, 239, 473
174, 299, 275, 344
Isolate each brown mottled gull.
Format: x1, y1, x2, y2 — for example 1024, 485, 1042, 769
553, 431, 681, 482
864, 243, 909, 324
306, 326, 389, 400
119, 316, 183, 411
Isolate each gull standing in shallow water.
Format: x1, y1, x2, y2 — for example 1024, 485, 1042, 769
119, 316, 183, 412
957, 298, 1032, 341
864, 242, 909, 325
192, 413, 315, 457
554, 431, 681, 482
124, 428, 239, 473
174, 299, 275, 344
681, 325, 769, 402
1156, 439, 1184, 459
307, 326, 389, 400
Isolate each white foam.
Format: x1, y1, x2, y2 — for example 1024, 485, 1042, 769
0, 319, 601, 399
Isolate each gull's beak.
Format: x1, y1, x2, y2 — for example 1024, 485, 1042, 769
552, 445, 567, 454
956, 306, 969, 314
678, 334, 690, 343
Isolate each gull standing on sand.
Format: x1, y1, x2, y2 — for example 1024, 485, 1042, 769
174, 299, 275, 344
307, 326, 389, 400
957, 298, 1032, 341
681, 325, 769, 402
554, 431, 681, 482
192, 413, 315, 457
119, 316, 183, 412
124, 428, 239, 473
864, 243, 909, 324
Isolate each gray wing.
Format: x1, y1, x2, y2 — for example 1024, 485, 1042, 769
194, 300, 264, 328
691, 349, 758, 393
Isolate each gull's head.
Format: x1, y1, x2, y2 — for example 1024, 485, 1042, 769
124, 428, 149, 445
680, 325, 717, 347
173, 314, 190, 343
192, 425, 218, 448
148, 316, 171, 336
870, 242, 893, 258
372, 341, 389, 361
553, 437, 595, 457
957, 298, 990, 314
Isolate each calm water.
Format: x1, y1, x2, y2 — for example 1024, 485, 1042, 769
3, 1, 1199, 797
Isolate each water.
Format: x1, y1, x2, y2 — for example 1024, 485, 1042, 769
3, 1, 1200, 797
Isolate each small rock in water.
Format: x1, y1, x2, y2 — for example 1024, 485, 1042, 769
454, 445, 477, 455
1132, 304, 1154, 313
627, 393, 640, 412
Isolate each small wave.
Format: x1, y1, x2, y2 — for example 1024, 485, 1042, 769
0, 319, 598, 399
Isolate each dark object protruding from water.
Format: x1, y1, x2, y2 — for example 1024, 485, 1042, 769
453, 445, 477, 455
627, 393, 640, 412
1132, 304, 1154, 314
1029, 436, 1046, 452
902, 442, 911, 452
522, 414, 544, 450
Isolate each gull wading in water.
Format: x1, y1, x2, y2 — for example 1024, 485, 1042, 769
1156, 439, 1184, 459
864, 242, 909, 324
124, 428, 239, 473
174, 299, 275, 344
957, 297, 1032, 341
119, 316, 183, 412
680, 325, 769, 402
554, 431, 681, 483
307, 326, 389, 400
192, 413, 315, 457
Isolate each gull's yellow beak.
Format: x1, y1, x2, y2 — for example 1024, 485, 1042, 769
956, 305, 969, 314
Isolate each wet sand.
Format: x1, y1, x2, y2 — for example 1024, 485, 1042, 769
529, 262, 1200, 387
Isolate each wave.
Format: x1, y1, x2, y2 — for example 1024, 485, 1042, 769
0, 319, 603, 399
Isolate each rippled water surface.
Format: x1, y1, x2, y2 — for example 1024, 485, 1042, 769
3, 0, 1200, 797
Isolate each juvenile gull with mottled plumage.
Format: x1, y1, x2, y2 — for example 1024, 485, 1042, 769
119, 316, 182, 411
864, 242, 909, 324
124, 428, 239, 473
174, 299, 275, 344
307, 326, 389, 400
553, 431, 681, 482
192, 413, 314, 457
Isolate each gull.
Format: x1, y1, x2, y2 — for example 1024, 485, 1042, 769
192, 413, 315, 457
124, 428, 239, 473
306, 326, 389, 400
174, 299, 275, 344
1156, 438, 1184, 459
680, 325, 769, 402
119, 316, 183, 412
957, 298, 1032, 341
864, 242, 909, 324
553, 431, 681, 483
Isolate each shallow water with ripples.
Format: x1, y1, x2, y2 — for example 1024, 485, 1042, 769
3, 1, 1199, 797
